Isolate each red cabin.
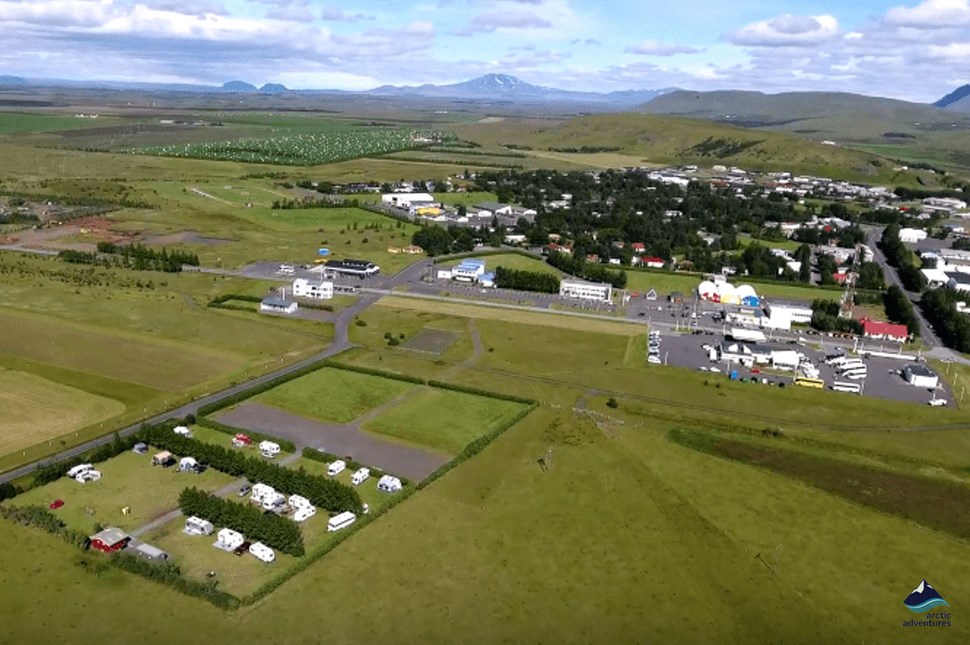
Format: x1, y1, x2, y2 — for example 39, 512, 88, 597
89, 527, 130, 554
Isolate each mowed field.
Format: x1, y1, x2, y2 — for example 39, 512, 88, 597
465, 252, 563, 276
0, 369, 123, 455
251, 368, 417, 424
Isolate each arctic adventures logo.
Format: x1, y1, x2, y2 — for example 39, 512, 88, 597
902, 580, 952, 629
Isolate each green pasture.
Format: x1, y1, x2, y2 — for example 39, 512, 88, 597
250, 368, 417, 424
460, 252, 562, 276
362, 389, 527, 455
9, 451, 235, 536
0, 369, 124, 456
0, 112, 121, 134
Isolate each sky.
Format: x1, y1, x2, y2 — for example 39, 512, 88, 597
0, 0, 969, 102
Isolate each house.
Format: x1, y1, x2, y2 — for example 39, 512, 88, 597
292, 278, 334, 300
641, 256, 665, 269
213, 528, 245, 552
559, 279, 613, 303
899, 228, 928, 244
904, 364, 939, 389
151, 451, 175, 467
90, 527, 130, 554
947, 272, 970, 294
630, 242, 646, 254
184, 516, 214, 536
861, 317, 909, 343
377, 475, 403, 493
474, 202, 513, 216
260, 295, 299, 315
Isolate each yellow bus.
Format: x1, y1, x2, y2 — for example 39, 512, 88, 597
794, 377, 825, 389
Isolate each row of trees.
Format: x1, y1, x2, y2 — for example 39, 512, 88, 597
879, 225, 928, 292
921, 288, 970, 352
144, 426, 362, 513
179, 488, 304, 556
546, 251, 627, 288
493, 266, 559, 293
96, 242, 199, 272
884, 285, 921, 336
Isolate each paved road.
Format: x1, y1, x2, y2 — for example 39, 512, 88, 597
0, 294, 378, 484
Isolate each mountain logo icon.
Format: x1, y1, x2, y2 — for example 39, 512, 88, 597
903, 580, 949, 613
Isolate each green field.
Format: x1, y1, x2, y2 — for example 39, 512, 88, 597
462, 252, 562, 276
9, 451, 235, 535
0, 112, 121, 134
363, 389, 527, 454
251, 368, 417, 424
624, 269, 840, 303
0, 369, 124, 455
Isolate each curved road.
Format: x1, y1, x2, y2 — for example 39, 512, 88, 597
0, 294, 378, 484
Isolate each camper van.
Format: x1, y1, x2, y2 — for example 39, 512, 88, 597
250, 483, 277, 505
173, 426, 192, 438
377, 475, 403, 493
178, 457, 202, 474
327, 460, 346, 477
351, 468, 370, 486
184, 516, 214, 537
249, 542, 276, 563
293, 505, 316, 523
75, 469, 102, 483
66, 464, 94, 479
214, 528, 244, 551
327, 511, 356, 532
261, 493, 286, 514
288, 494, 311, 510
259, 441, 281, 459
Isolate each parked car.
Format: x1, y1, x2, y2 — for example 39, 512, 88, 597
238, 484, 252, 497
929, 399, 948, 407
49, 499, 64, 510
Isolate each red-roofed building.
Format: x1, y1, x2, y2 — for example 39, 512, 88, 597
640, 256, 665, 269
631, 242, 646, 253
861, 317, 909, 343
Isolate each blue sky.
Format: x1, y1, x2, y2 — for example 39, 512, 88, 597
0, 0, 968, 101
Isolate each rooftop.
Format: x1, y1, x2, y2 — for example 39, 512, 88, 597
905, 364, 936, 378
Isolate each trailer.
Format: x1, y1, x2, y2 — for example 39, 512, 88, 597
327, 511, 356, 532
728, 328, 766, 343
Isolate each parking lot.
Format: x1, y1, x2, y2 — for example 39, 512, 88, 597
652, 329, 952, 406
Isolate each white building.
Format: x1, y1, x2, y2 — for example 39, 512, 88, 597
452, 259, 486, 282
381, 193, 435, 209
764, 304, 813, 331
904, 364, 939, 389
899, 228, 928, 244
559, 279, 613, 302
260, 295, 298, 315
292, 278, 334, 300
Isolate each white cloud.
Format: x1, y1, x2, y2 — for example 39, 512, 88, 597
730, 14, 841, 47
625, 40, 701, 56
454, 9, 551, 35
885, 0, 970, 29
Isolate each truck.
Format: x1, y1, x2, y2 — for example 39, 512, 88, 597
728, 328, 766, 343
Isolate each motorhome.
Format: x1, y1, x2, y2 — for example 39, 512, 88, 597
351, 468, 370, 486
75, 469, 102, 483
66, 464, 94, 479
214, 528, 244, 551
327, 511, 357, 532
832, 381, 862, 394
259, 441, 281, 459
377, 475, 403, 493
184, 516, 214, 536
261, 493, 286, 514
293, 506, 316, 523
173, 426, 192, 438
249, 542, 276, 563
327, 460, 346, 477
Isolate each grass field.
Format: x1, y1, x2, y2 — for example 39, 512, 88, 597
624, 269, 840, 304
363, 389, 527, 454
9, 451, 235, 535
0, 369, 124, 455
251, 368, 417, 424
0, 112, 121, 134
463, 252, 562, 276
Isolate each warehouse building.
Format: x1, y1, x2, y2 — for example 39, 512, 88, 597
904, 364, 939, 389
559, 279, 613, 302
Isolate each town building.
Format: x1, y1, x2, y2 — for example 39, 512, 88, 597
292, 278, 334, 300
559, 279, 613, 302
260, 295, 299, 315
904, 364, 939, 389
861, 317, 909, 343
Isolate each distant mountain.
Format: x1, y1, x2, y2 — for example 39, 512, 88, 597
0, 75, 27, 86
221, 80, 257, 92
368, 74, 673, 108
935, 85, 970, 111
259, 83, 289, 94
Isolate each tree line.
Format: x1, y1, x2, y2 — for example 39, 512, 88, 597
921, 288, 970, 352
884, 285, 920, 336
411, 225, 475, 256
179, 487, 304, 557
546, 251, 627, 288
493, 266, 559, 293
878, 225, 927, 292
143, 426, 362, 514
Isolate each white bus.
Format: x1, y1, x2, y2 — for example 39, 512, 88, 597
842, 368, 868, 381
832, 381, 862, 393
835, 360, 865, 372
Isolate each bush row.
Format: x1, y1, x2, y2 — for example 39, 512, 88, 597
179, 488, 304, 557
0, 504, 90, 550
426, 380, 534, 405
110, 552, 240, 609
196, 418, 297, 454
320, 360, 426, 385
144, 425, 362, 513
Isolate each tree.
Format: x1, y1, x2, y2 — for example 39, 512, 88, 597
412, 226, 452, 256
856, 262, 885, 290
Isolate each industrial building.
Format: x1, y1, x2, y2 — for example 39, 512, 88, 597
452, 259, 487, 282
324, 259, 380, 277
381, 193, 435, 209
559, 279, 613, 302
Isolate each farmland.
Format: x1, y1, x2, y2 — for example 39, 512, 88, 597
131, 129, 449, 166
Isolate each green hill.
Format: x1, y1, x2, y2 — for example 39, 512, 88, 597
492, 113, 938, 185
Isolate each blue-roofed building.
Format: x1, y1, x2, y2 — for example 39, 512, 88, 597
453, 259, 486, 282
480, 272, 496, 288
